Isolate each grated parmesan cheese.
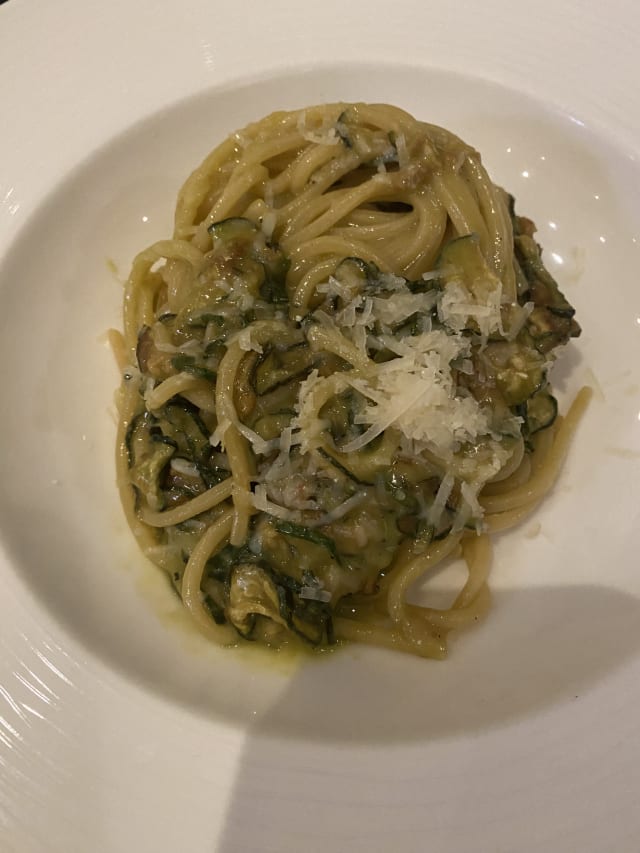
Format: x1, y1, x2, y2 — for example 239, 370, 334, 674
460, 481, 484, 524
170, 458, 200, 478
438, 278, 503, 343
290, 265, 525, 504
251, 484, 302, 522
299, 586, 332, 603
233, 326, 263, 354
395, 133, 409, 169
260, 210, 277, 240
297, 110, 341, 146
311, 491, 366, 527
427, 473, 455, 528
503, 301, 535, 341
371, 291, 438, 327
297, 326, 493, 470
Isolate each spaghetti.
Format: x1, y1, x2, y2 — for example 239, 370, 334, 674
114, 103, 586, 658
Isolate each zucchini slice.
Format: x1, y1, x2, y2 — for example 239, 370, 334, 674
252, 411, 295, 441
207, 216, 290, 306
207, 217, 258, 243
136, 326, 174, 380
156, 399, 228, 487
170, 354, 216, 382
291, 599, 334, 645
482, 341, 546, 406
333, 256, 371, 293
254, 345, 314, 395
513, 232, 581, 351
227, 563, 288, 639
159, 401, 211, 461
126, 412, 175, 511
437, 233, 489, 287
524, 389, 558, 435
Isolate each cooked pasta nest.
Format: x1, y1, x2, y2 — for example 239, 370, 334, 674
113, 103, 587, 658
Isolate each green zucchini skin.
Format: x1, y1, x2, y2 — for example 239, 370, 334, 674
521, 390, 559, 437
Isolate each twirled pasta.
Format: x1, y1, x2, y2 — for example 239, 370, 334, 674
113, 103, 586, 658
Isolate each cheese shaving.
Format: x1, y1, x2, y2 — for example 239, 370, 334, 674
438, 278, 503, 343
233, 327, 263, 354
251, 484, 302, 522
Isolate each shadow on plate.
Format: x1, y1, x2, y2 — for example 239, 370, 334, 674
242, 582, 640, 742
211, 582, 640, 850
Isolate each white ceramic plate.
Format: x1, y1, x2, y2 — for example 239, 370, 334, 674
2, 1, 640, 851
